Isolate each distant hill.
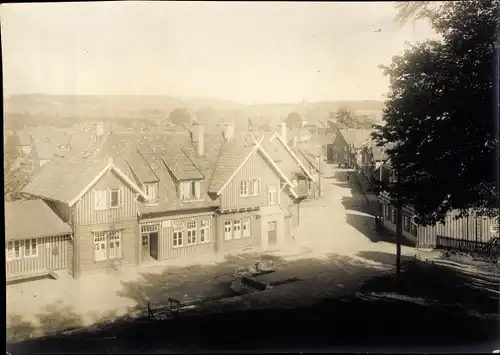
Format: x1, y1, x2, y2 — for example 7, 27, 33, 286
3, 94, 385, 130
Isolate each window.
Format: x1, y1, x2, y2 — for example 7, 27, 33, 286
24, 238, 37, 257
243, 218, 251, 238
268, 185, 277, 205
224, 220, 232, 241
141, 234, 149, 246
145, 183, 158, 202
94, 189, 107, 210
200, 218, 210, 243
249, 179, 260, 196
107, 231, 122, 259
93, 230, 122, 262
110, 188, 122, 208
233, 220, 242, 239
410, 217, 418, 237
384, 204, 390, 220
187, 220, 197, 245
180, 180, 201, 200
6, 240, 22, 261
94, 232, 107, 261
240, 181, 249, 197
173, 221, 184, 247
391, 208, 396, 224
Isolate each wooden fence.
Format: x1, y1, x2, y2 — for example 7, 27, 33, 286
435, 235, 489, 253
417, 210, 499, 250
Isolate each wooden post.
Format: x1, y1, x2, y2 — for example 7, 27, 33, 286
318, 157, 322, 198
395, 165, 402, 277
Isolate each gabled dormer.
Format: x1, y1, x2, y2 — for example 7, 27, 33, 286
124, 149, 161, 206
161, 149, 205, 203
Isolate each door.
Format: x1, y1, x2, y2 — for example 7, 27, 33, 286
268, 221, 277, 247
150, 232, 159, 260
141, 233, 150, 259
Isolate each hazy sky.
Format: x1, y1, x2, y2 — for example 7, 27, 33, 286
1, 2, 439, 104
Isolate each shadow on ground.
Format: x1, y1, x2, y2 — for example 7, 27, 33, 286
345, 210, 416, 247
8, 253, 500, 354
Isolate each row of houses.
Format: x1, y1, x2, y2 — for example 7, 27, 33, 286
5, 122, 322, 283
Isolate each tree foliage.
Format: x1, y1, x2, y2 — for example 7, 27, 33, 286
168, 108, 192, 126
285, 112, 302, 129
335, 107, 376, 130
373, 0, 499, 226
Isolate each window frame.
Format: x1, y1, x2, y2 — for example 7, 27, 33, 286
109, 188, 122, 209
6, 240, 22, 261
172, 221, 184, 248
107, 230, 122, 260
240, 180, 249, 197
186, 220, 197, 245
23, 238, 38, 258
249, 179, 260, 196
93, 232, 108, 262
233, 219, 242, 239
200, 218, 210, 243
94, 189, 108, 211
145, 183, 158, 202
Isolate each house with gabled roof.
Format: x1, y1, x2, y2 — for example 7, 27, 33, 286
331, 128, 373, 168
5, 199, 73, 283
15, 122, 303, 280
22, 151, 149, 278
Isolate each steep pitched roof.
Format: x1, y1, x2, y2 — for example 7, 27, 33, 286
33, 141, 61, 160
22, 153, 148, 206
161, 150, 204, 181
125, 150, 159, 183
5, 199, 72, 240
208, 136, 257, 194
338, 129, 373, 149
269, 133, 315, 182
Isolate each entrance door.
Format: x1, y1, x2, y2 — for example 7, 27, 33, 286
150, 232, 159, 260
268, 221, 277, 247
141, 233, 150, 260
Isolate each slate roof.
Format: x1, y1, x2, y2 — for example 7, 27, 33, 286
208, 135, 257, 194
33, 141, 61, 160
125, 150, 159, 183
261, 134, 306, 178
22, 154, 111, 204
5, 199, 72, 240
161, 150, 204, 181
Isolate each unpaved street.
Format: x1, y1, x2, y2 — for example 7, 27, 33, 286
6, 163, 412, 342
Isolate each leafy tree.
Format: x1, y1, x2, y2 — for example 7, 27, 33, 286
168, 108, 192, 126
285, 112, 302, 129
372, 0, 499, 227
335, 107, 376, 130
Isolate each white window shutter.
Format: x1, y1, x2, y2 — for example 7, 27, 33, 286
195, 181, 201, 199
178, 182, 184, 199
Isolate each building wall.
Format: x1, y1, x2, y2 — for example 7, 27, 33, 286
259, 212, 286, 250
139, 211, 216, 261
217, 210, 261, 251
73, 170, 138, 225
220, 150, 282, 210
6, 234, 72, 279
74, 219, 138, 275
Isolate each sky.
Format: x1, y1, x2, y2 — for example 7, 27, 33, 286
1, 2, 440, 104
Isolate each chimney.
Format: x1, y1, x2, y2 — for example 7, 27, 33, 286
279, 122, 287, 142
191, 122, 204, 156
223, 122, 234, 142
